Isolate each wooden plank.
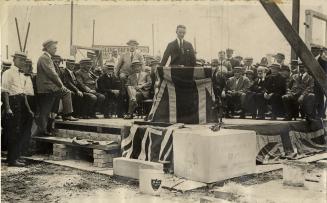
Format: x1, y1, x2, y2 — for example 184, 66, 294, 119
259, 0, 327, 96
307, 9, 327, 21
33, 136, 120, 151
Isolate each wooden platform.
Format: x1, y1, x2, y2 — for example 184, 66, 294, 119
55, 117, 325, 135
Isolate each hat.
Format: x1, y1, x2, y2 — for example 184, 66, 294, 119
226, 48, 234, 52
211, 59, 219, 65
11, 51, 27, 59
233, 66, 243, 71
2, 60, 12, 66
269, 63, 281, 70
42, 39, 58, 51
274, 53, 285, 59
245, 69, 254, 74
149, 60, 160, 66
79, 58, 92, 64
26, 58, 32, 64
104, 61, 115, 67
257, 66, 268, 72
131, 59, 142, 66
290, 59, 299, 66
218, 51, 225, 55
66, 56, 75, 63
244, 57, 253, 61
281, 65, 290, 72
127, 39, 139, 46
234, 56, 243, 61
87, 51, 96, 58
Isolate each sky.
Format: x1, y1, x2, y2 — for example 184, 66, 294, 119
1, 0, 326, 65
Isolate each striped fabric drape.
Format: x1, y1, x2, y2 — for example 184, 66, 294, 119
148, 66, 217, 124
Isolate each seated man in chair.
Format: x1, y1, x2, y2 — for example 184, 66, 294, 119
282, 62, 315, 121
124, 59, 152, 119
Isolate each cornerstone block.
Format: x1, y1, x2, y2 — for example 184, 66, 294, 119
173, 127, 256, 183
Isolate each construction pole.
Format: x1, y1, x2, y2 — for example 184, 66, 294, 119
15, 18, 23, 52
194, 37, 197, 55
152, 24, 155, 56
92, 19, 95, 46
70, 0, 74, 47
6, 45, 8, 59
291, 0, 300, 61
23, 22, 31, 52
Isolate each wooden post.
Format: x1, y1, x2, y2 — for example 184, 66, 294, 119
70, 0, 74, 47
152, 24, 155, 56
92, 19, 95, 46
305, 10, 313, 48
23, 22, 30, 52
259, 0, 327, 96
325, 22, 327, 47
6, 45, 8, 59
15, 18, 22, 52
194, 37, 197, 55
291, 0, 300, 61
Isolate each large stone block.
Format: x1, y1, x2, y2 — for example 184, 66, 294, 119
173, 127, 256, 183
113, 157, 163, 179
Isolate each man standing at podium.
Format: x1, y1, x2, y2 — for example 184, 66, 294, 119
161, 25, 196, 67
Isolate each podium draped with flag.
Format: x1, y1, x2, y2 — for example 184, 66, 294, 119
148, 66, 217, 124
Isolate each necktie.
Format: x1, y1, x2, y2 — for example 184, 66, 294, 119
131, 52, 134, 61
180, 40, 184, 54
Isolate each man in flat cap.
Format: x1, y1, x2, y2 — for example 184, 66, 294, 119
2, 51, 32, 166
282, 63, 315, 121
264, 63, 287, 120
225, 48, 239, 69
224, 66, 251, 118
1, 60, 12, 75
243, 57, 257, 78
124, 59, 152, 119
274, 53, 285, 66
97, 62, 123, 118
75, 58, 105, 119
33, 40, 70, 137
161, 25, 196, 67
115, 39, 145, 115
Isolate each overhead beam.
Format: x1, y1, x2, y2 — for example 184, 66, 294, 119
259, 0, 327, 96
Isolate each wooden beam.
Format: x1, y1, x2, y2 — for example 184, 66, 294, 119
306, 9, 327, 21
15, 18, 22, 52
305, 10, 313, 48
259, 0, 327, 96
291, 0, 300, 61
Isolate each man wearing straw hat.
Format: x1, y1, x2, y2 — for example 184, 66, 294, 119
2, 51, 31, 166
33, 40, 70, 137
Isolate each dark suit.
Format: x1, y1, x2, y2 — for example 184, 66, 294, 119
75, 69, 105, 116
265, 73, 287, 117
246, 78, 267, 117
34, 53, 63, 136
225, 76, 250, 116
97, 73, 123, 117
283, 73, 315, 119
161, 39, 196, 67
315, 56, 327, 118
61, 68, 96, 117
126, 71, 152, 114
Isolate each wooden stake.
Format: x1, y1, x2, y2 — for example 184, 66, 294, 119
15, 17, 23, 52
23, 22, 30, 52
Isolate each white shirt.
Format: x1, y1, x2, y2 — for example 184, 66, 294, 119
177, 38, 184, 48
1, 65, 26, 96
24, 75, 34, 96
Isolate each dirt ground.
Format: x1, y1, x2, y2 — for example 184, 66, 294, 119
1, 160, 325, 203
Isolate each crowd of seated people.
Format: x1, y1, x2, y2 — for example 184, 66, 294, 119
210, 48, 327, 121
